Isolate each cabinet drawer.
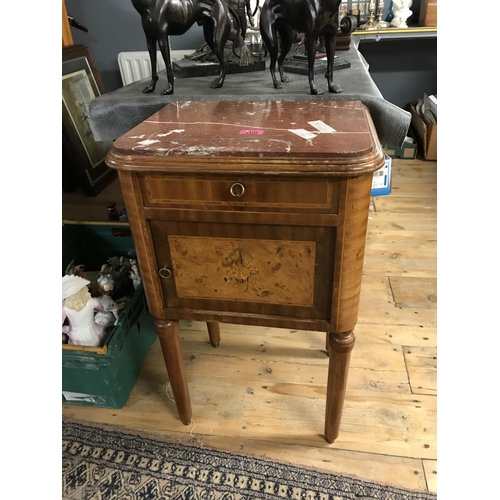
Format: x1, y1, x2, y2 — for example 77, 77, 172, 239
140, 175, 339, 213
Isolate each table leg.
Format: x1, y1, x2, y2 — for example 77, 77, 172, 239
324, 330, 355, 443
155, 319, 192, 425
206, 321, 221, 347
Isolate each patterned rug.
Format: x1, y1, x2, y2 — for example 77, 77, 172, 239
62, 420, 436, 500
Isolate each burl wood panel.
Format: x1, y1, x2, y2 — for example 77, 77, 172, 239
169, 236, 316, 306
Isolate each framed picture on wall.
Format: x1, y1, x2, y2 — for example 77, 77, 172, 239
62, 44, 116, 196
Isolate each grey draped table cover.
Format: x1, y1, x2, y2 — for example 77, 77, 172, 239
89, 43, 410, 147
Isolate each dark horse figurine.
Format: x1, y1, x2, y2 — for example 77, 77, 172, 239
131, 0, 245, 94
259, 0, 342, 95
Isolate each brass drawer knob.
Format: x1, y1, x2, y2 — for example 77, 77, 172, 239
230, 182, 245, 198
159, 266, 172, 279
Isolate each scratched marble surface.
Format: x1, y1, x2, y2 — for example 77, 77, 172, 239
111, 100, 374, 159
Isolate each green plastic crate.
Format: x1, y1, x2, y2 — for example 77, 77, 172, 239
62, 223, 157, 408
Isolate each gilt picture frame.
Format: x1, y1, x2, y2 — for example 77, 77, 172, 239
62, 44, 116, 196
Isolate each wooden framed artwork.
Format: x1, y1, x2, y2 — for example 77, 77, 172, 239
62, 44, 116, 196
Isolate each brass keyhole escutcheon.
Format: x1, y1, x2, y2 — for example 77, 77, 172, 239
230, 182, 245, 198
159, 265, 172, 279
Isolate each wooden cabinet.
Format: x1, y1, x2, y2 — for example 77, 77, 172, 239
419, 0, 438, 27
106, 100, 384, 443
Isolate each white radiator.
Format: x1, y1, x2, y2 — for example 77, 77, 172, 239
118, 49, 195, 86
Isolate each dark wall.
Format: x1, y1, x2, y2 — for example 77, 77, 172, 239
351, 0, 436, 108
66, 0, 205, 92
358, 37, 437, 109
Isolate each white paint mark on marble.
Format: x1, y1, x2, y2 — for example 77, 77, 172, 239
269, 139, 292, 153
138, 139, 160, 146
184, 145, 229, 156
187, 150, 210, 156
157, 129, 185, 137
130, 134, 145, 139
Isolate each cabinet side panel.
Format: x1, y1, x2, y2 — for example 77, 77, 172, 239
332, 174, 373, 333
118, 170, 166, 318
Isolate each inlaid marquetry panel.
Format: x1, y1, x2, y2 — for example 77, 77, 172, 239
168, 236, 316, 306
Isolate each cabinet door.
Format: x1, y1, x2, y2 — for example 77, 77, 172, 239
149, 220, 336, 321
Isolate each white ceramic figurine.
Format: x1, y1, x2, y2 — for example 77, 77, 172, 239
390, 0, 413, 28
94, 295, 123, 330
129, 260, 142, 290
62, 275, 107, 347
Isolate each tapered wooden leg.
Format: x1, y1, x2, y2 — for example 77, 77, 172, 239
155, 319, 192, 425
206, 321, 221, 347
324, 330, 355, 443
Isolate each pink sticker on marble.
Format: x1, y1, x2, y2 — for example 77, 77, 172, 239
239, 130, 264, 135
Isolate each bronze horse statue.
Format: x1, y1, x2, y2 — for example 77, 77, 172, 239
259, 0, 343, 95
131, 0, 246, 94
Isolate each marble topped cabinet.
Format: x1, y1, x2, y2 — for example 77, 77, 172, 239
106, 99, 385, 443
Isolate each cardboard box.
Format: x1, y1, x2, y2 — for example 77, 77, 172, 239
410, 102, 437, 160
383, 136, 418, 159
371, 154, 391, 197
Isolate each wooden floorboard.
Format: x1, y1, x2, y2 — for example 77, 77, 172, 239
422, 459, 438, 493
62, 158, 438, 493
